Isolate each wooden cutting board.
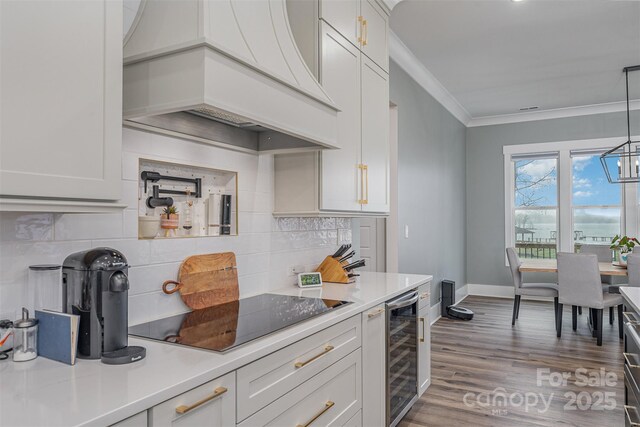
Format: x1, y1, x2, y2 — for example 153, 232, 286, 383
162, 252, 239, 310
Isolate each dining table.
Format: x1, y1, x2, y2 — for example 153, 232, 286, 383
519, 259, 628, 276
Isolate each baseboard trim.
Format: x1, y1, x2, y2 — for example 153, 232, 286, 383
467, 283, 555, 301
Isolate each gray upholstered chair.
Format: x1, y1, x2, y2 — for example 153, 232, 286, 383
628, 253, 640, 287
506, 248, 559, 326
581, 244, 620, 324
556, 252, 623, 346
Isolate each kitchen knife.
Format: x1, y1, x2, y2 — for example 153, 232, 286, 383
332, 244, 347, 258
338, 251, 356, 263
343, 259, 365, 271
333, 244, 351, 258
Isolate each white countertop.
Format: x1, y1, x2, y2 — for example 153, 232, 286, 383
0, 272, 431, 427
621, 287, 640, 313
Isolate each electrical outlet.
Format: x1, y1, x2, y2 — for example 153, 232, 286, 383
288, 265, 305, 276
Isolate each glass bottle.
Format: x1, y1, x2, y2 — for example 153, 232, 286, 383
13, 308, 38, 362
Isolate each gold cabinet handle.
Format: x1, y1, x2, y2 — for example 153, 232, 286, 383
368, 307, 385, 318
358, 164, 366, 204
362, 19, 368, 46
420, 292, 429, 300
363, 164, 369, 204
357, 16, 364, 45
419, 317, 425, 342
295, 345, 334, 368
175, 387, 227, 414
297, 401, 335, 427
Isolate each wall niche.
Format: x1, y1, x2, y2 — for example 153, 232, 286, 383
138, 159, 237, 239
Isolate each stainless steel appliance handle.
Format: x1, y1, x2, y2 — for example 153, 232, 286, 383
625, 405, 640, 427
387, 291, 419, 310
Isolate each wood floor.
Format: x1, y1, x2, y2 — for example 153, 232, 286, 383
399, 296, 624, 427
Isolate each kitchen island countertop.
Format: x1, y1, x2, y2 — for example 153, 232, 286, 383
0, 271, 432, 427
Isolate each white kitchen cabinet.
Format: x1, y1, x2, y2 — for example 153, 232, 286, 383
236, 315, 361, 421
275, 3, 390, 216
361, 304, 386, 427
0, 0, 123, 211
361, 56, 389, 213
319, 0, 360, 48
418, 288, 431, 397
149, 372, 235, 427
319, 22, 363, 212
110, 411, 147, 427
360, 0, 388, 72
238, 349, 362, 427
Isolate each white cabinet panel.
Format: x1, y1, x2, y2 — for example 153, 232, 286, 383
238, 349, 362, 427
418, 292, 431, 397
319, 0, 360, 47
150, 372, 235, 427
110, 411, 147, 427
360, 0, 388, 72
0, 0, 122, 202
319, 23, 362, 212
361, 57, 389, 213
362, 305, 385, 427
236, 315, 361, 421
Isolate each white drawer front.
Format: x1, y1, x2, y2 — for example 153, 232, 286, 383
150, 372, 235, 427
238, 349, 362, 427
237, 315, 361, 421
418, 283, 430, 310
344, 409, 362, 427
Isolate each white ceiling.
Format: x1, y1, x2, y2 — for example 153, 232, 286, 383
390, 0, 640, 121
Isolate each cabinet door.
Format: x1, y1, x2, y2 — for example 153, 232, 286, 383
319, 22, 362, 212
418, 296, 431, 397
110, 411, 147, 427
319, 0, 360, 47
362, 305, 386, 427
0, 0, 122, 201
360, 0, 388, 72
361, 56, 389, 213
150, 372, 235, 427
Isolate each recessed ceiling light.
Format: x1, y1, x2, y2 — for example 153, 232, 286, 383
512, 0, 525, 2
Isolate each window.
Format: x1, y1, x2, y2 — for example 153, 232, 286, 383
513, 156, 558, 259
572, 152, 622, 252
504, 137, 639, 262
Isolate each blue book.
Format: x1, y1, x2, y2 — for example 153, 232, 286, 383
35, 310, 79, 365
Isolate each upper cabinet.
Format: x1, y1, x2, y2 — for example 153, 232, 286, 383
0, 0, 124, 212
275, 0, 390, 216
320, 0, 389, 72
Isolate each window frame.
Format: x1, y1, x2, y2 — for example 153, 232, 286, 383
503, 137, 639, 266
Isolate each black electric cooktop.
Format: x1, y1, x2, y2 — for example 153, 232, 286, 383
128, 293, 352, 352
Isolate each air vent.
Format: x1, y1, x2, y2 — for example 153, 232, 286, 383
519, 106, 539, 111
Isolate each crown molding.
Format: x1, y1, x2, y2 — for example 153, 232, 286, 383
467, 99, 640, 127
388, 31, 472, 126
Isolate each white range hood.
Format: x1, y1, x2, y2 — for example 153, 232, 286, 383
123, 0, 339, 153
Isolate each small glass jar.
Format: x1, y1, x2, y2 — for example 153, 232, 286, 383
13, 308, 38, 362
28, 264, 62, 312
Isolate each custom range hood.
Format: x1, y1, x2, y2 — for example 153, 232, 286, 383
123, 0, 339, 153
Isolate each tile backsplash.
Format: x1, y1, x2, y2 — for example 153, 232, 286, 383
0, 128, 353, 325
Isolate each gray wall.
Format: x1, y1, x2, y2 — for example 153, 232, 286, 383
466, 110, 640, 287
390, 60, 467, 306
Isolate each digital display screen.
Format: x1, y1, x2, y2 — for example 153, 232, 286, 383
300, 273, 322, 287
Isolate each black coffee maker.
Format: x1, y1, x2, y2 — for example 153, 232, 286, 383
62, 248, 145, 364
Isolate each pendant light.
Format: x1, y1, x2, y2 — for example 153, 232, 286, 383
600, 65, 640, 184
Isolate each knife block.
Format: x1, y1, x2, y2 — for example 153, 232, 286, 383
315, 256, 355, 284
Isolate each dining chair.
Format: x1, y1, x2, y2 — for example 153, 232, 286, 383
580, 244, 617, 323
556, 252, 623, 346
506, 248, 559, 327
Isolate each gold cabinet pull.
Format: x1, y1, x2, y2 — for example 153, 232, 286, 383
420, 292, 429, 300
358, 164, 366, 204
297, 401, 335, 427
368, 307, 385, 318
175, 387, 227, 414
357, 16, 364, 45
363, 164, 369, 204
362, 19, 368, 46
295, 345, 334, 368
419, 317, 425, 342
